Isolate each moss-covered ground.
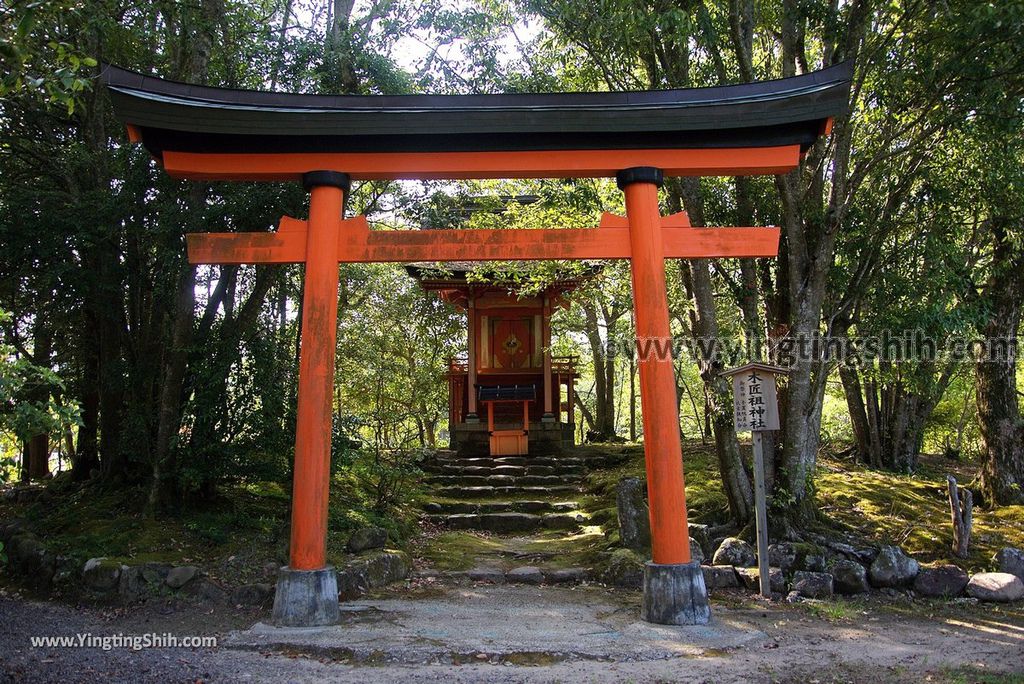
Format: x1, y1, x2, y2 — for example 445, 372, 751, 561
0, 470, 421, 585
2, 440, 1023, 582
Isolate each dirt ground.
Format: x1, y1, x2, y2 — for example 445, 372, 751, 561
1, 580, 1022, 683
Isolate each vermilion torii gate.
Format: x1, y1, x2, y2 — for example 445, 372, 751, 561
103, 62, 851, 627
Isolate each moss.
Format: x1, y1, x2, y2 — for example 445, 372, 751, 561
414, 531, 506, 571
816, 453, 1024, 568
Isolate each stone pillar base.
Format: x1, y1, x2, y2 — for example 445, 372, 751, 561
641, 561, 711, 625
541, 413, 556, 424
271, 566, 340, 627
464, 414, 481, 424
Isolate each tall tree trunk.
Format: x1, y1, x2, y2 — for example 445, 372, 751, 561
674, 179, 754, 527
975, 219, 1024, 505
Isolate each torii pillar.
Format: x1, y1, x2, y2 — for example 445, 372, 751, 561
618, 167, 709, 624
271, 171, 349, 627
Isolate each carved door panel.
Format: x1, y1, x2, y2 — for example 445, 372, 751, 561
491, 317, 533, 369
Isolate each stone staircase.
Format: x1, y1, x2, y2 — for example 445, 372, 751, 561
420, 452, 593, 534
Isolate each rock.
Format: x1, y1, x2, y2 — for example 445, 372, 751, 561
966, 572, 1024, 602
263, 561, 282, 579
689, 538, 705, 565
712, 538, 756, 568
478, 513, 540, 534
0, 519, 27, 542
616, 477, 650, 552
792, 571, 834, 599
736, 566, 785, 594
82, 558, 121, 592
603, 548, 644, 589
468, 567, 505, 584
994, 548, 1024, 583
347, 526, 388, 553
116, 566, 145, 602
869, 546, 919, 588
544, 568, 587, 584
231, 583, 273, 606
785, 590, 803, 603
8, 535, 55, 589
541, 513, 580, 530
913, 565, 969, 598
422, 502, 443, 514
832, 559, 870, 595
186, 577, 228, 603
768, 543, 797, 572
337, 550, 411, 600
505, 566, 544, 585
803, 555, 827, 572
140, 563, 171, 585
701, 565, 739, 591
165, 565, 200, 590
688, 524, 711, 559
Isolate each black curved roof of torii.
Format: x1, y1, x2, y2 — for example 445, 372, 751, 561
101, 62, 852, 157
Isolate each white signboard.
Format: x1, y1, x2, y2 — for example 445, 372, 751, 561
732, 370, 779, 432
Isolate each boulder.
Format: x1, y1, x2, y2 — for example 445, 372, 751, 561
966, 572, 1024, 603
791, 571, 834, 599
118, 566, 145, 602
736, 566, 785, 594
337, 550, 411, 600
994, 548, 1024, 583
913, 565, 969, 598
505, 566, 544, 585
689, 538, 705, 565
231, 583, 273, 606
82, 558, 121, 593
8, 535, 55, 589
803, 555, 827, 573
832, 559, 870, 595
185, 577, 228, 603
347, 526, 388, 553
544, 568, 588, 584
702, 565, 739, 591
688, 524, 711, 559
768, 543, 797, 572
603, 548, 644, 589
165, 565, 200, 590
869, 546, 919, 588
616, 477, 651, 552
140, 563, 171, 585
713, 538, 756, 568
468, 567, 505, 584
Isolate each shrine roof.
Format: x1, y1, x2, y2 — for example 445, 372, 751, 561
102, 62, 852, 159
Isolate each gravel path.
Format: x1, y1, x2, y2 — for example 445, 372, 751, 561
1, 584, 1023, 683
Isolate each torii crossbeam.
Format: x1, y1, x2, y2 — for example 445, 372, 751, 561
102, 60, 851, 628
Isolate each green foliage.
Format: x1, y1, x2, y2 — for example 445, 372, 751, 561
0, 0, 97, 113
0, 310, 81, 479
0, 539, 6, 569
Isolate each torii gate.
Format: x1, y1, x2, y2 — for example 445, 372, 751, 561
103, 61, 852, 627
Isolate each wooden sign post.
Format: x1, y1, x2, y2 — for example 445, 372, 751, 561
722, 362, 788, 598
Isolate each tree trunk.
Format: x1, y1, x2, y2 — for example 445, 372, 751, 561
674, 178, 754, 527
975, 221, 1024, 505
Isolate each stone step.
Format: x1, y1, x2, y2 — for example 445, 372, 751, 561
425, 474, 581, 487
435, 485, 579, 499
422, 500, 579, 515
423, 463, 585, 477
424, 512, 584, 534
431, 456, 586, 468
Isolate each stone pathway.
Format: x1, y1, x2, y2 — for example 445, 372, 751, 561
417, 450, 609, 583
421, 451, 597, 533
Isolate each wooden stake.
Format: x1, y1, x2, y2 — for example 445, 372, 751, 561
752, 431, 771, 598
